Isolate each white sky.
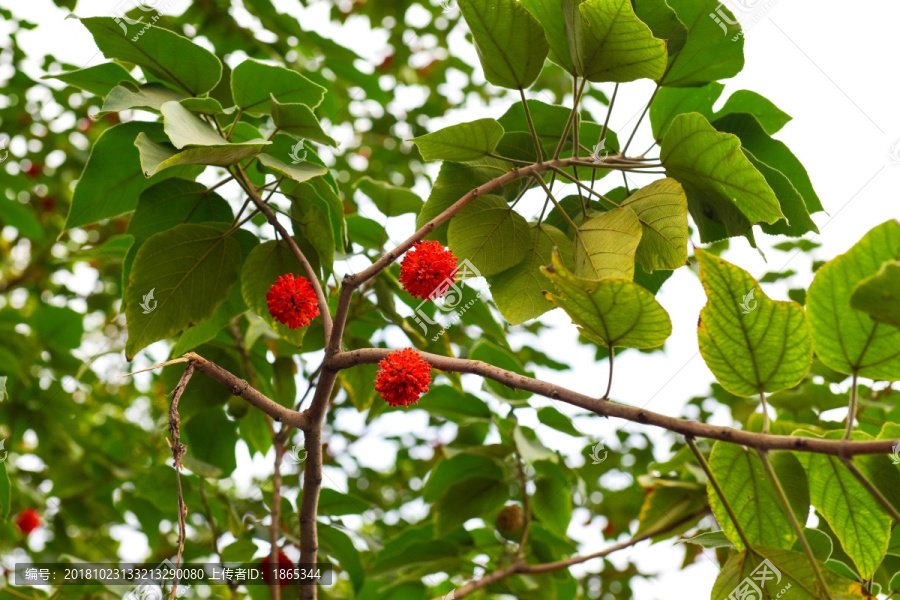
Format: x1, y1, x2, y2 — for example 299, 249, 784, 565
4, 0, 900, 598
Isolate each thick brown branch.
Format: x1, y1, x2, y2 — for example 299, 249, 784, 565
232, 166, 333, 340
328, 349, 899, 456
183, 352, 309, 430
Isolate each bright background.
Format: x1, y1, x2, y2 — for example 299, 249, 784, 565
4, 0, 899, 597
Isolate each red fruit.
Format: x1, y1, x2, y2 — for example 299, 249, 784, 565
16, 509, 40, 535
104, 113, 121, 125
602, 521, 615, 537
38, 196, 56, 212
266, 273, 320, 329
375, 348, 432, 407
399, 241, 458, 300
259, 550, 293, 587
24, 162, 42, 178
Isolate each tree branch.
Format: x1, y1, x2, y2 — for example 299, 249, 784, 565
183, 352, 309, 430
327, 349, 899, 456
231, 166, 333, 340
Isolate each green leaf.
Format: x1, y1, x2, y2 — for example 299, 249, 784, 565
574, 206, 642, 280
66, 122, 200, 229
650, 82, 723, 141
183, 408, 238, 476
170, 282, 246, 356
713, 90, 792, 135
711, 548, 868, 600
128, 178, 234, 243
231, 58, 326, 115
0, 197, 43, 241
489, 224, 573, 325
290, 193, 336, 273
851, 260, 900, 329
799, 430, 894, 579
179, 97, 225, 115
574, 0, 668, 82
240, 240, 313, 346
660, 112, 783, 243
271, 96, 338, 147
411, 118, 504, 162
632, 0, 688, 55
135, 133, 267, 176
746, 150, 818, 238
707, 442, 808, 550
713, 112, 822, 215
536, 406, 582, 437
470, 340, 534, 401
338, 364, 379, 412
636, 486, 706, 539
356, 177, 423, 217
80, 17, 222, 95
31, 305, 84, 350
806, 220, 900, 379
424, 454, 504, 503
519, 0, 579, 74
448, 195, 531, 277
101, 82, 186, 114
543, 250, 672, 349
533, 461, 572, 532
420, 386, 492, 421
318, 525, 365, 592
696, 249, 812, 396
45, 63, 139, 97
660, 0, 744, 87
433, 476, 509, 537
621, 178, 688, 272
457, 0, 550, 90
497, 99, 619, 159
124, 224, 241, 359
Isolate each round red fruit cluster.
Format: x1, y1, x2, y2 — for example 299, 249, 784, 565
266, 273, 320, 329
16, 508, 40, 535
375, 348, 432, 407
259, 549, 294, 587
399, 241, 458, 300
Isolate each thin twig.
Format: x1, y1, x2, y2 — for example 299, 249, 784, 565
845, 371, 859, 440
839, 456, 900, 522
622, 84, 660, 155
602, 348, 614, 400
168, 364, 194, 600
757, 448, 831, 599
519, 88, 543, 163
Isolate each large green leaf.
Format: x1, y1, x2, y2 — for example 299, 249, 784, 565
696, 249, 812, 396
183, 407, 238, 476
124, 224, 241, 359
650, 82, 723, 140
713, 112, 823, 215
162, 101, 264, 149
489, 224, 573, 325
632, 0, 687, 55
542, 250, 671, 349
46, 63, 139, 97
574, 206, 642, 280
0, 460, 9, 520
457, 0, 550, 90
799, 430, 895, 579
127, 178, 233, 243
66, 122, 200, 229
713, 90, 792, 135
101, 82, 186, 114
291, 194, 335, 273
447, 195, 531, 277
411, 118, 504, 162
573, 0, 668, 82
851, 260, 900, 329
271, 96, 338, 147
708, 442, 808, 550
711, 547, 868, 600
745, 151, 818, 238
533, 460, 572, 533
134, 133, 267, 176
806, 220, 900, 379
519, 0, 579, 74
660, 0, 744, 87
432, 476, 509, 537
231, 58, 326, 115
424, 454, 504, 503
80, 17, 222, 95
660, 112, 782, 243
256, 134, 329, 184
355, 177, 423, 217
621, 178, 688, 272
240, 240, 313, 346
